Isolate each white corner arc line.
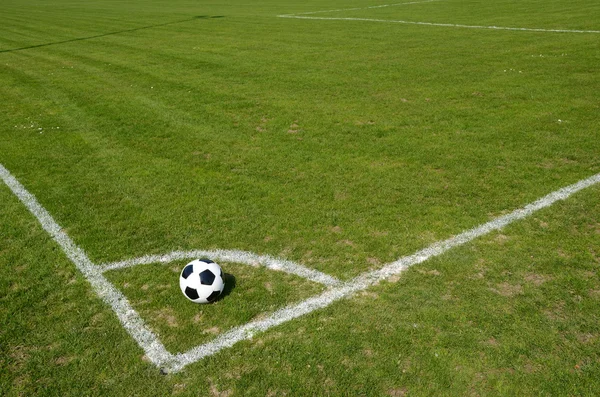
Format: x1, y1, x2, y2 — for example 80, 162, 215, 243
0, 164, 176, 370
99, 249, 341, 287
278, 15, 600, 34
3, 161, 600, 373
168, 172, 600, 372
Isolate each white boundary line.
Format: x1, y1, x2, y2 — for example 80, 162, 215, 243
279, 15, 600, 34
280, 0, 441, 16
170, 171, 600, 372
99, 249, 341, 287
2, 162, 599, 372
277, 1, 600, 34
0, 163, 176, 370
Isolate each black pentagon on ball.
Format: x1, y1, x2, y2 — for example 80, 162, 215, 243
200, 258, 214, 264
184, 287, 200, 300
199, 269, 216, 285
206, 290, 221, 303
181, 264, 194, 279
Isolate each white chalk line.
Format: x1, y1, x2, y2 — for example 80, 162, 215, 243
169, 171, 600, 372
279, 15, 600, 34
277, 1, 600, 34
279, 0, 441, 16
3, 161, 599, 373
99, 249, 341, 287
0, 164, 177, 370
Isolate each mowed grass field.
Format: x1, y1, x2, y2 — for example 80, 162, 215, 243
1, 0, 599, 395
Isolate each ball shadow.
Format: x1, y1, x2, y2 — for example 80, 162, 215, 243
217, 273, 236, 301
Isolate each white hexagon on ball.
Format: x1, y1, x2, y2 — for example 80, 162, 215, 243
179, 259, 225, 303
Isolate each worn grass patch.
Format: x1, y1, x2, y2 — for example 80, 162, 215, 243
104, 261, 325, 352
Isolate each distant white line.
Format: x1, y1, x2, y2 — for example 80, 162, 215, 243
0, 164, 176, 371
99, 249, 341, 287
169, 172, 600, 372
278, 15, 600, 34
279, 0, 440, 16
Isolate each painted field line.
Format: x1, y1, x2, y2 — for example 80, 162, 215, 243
279, 15, 600, 34
0, 164, 176, 370
3, 161, 599, 373
100, 249, 341, 287
279, 0, 441, 16
170, 172, 600, 372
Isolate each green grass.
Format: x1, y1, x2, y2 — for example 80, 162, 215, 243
104, 261, 325, 352
1, 0, 599, 395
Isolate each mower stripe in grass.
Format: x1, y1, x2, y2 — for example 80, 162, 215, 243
99, 249, 341, 287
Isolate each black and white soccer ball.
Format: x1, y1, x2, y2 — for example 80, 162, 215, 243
179, 259, 224, 304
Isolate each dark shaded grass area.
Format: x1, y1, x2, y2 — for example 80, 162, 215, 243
0, 16, 223, 54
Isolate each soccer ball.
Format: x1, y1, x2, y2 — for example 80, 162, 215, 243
179, 259, 225, 303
